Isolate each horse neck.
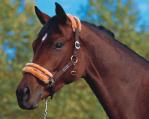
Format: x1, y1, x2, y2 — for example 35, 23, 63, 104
80, 23, 149, 119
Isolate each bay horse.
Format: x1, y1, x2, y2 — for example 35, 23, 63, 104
16, 3, 149, 119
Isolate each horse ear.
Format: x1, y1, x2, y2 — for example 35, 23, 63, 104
35, 6, 51, 25
55, 2, 67, 24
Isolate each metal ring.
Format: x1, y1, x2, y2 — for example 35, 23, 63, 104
75, 41, 80, 49
71, 55, 78, 64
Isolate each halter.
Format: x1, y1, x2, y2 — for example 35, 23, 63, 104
22, 15, 81, 88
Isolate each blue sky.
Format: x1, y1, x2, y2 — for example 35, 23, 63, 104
35, 0, 149, 26
35, 0, 88, 18
135, 0, 149, 25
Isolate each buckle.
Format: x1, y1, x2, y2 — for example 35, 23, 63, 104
71, 70, 77, 76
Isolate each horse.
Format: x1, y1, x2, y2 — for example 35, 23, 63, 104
16, 3, 149, 119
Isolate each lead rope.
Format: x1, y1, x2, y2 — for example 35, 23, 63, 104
43, 98, 49, 119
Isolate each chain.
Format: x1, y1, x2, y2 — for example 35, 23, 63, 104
43, 98, 49, 119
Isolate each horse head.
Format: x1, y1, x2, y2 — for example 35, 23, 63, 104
16, 3, 87, 109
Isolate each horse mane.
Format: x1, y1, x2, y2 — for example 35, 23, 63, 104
83, 21, 115, 38
82, 21, 149, 64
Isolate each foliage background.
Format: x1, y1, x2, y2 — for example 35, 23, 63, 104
0, 0, 149, 119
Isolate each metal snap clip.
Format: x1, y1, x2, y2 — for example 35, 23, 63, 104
49, 78, 55, 87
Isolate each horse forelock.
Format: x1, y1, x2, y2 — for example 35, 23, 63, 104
38, 15, 81, 42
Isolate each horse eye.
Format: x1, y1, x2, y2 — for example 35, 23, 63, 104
55, 41, 64, 49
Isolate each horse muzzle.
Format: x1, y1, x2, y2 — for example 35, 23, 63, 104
16, 84, 39, 110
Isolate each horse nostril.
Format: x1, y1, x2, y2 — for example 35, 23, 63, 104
23, 87, 30, 101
